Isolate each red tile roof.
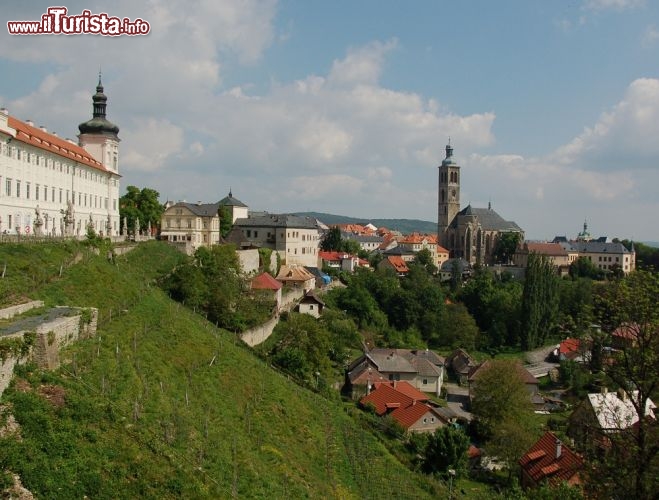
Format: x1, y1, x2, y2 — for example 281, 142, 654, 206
525, 242, 568, 256
559, 338, 580, 355
390, 402, 438, 429
7, 116, 108, 173
385, 255, 409, 273
519, 431, 583, 487
375, 381, 428, 401
251, 272, 282, 291
612, 323, 639, 341
318, 251, 355, 261
359, 381, 427, 416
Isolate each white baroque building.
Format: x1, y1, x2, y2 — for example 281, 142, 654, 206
0, 77, 121, 237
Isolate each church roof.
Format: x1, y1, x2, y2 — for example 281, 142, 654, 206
451, 205, 522, 232
78, 77, 120, 137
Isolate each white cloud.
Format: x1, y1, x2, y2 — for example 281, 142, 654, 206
642, 24, 659, 46
583, 0, 645, 10
328, 39, 398, 86
121, 118, 184, 172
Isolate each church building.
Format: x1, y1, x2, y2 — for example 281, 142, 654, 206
437, 142, 523, 265
0, 76, 121, 237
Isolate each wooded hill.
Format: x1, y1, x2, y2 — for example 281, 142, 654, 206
0, 240, 443, 499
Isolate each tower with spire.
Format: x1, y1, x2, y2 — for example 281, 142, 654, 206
437, 139, 461, 248
77, 73, 120, 174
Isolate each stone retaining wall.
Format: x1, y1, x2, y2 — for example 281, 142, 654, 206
0, 301, 44, 319
0, 305, 98, 396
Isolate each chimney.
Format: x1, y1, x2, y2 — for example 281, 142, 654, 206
555, 439, 562, 459
26, 119, 34, 126
40, 125, 47, 133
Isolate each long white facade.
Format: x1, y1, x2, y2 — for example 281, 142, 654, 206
0, 79, 120, 237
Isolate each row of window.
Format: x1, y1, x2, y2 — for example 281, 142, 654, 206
2, 144, 117, 186
2, 177, 116, 210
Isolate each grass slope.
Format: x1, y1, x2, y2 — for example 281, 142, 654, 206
0, 241, 442, 499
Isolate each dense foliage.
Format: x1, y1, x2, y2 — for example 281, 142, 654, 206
520, 253, 559, 350
119, 185, 164, 235
161, 244, 273, 332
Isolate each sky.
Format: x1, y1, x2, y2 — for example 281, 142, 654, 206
1, 0, 659, 241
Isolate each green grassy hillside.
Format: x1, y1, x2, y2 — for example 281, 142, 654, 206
0, 241, 442, 499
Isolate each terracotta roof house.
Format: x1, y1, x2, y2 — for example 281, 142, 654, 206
275, 265, 316, 291
360, 381, 449, 434
378, 255, 410, 276
318, 250, 362, 273
519, 431, 583, 489
514, 242, 575, 277
297, 289, 325, 318
568, 388, 656, 453
344, 348, 445, 399
251, 272, 283, 312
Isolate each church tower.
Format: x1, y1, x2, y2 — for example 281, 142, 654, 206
437, 141, 461, 248
78, 74, 120, 173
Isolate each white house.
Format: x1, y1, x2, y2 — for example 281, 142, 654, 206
0, 78, 121, 237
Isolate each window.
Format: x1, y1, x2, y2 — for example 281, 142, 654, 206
309, 305, 314, 310
72, 191, 75, 204
423, 379, 428, 385
246, 230, 251, 237
254, 231, 258, 238
27, 182, 32, 199
16, 181, 20, 198
59, 189, 62, 203
6, 179, 11, 197
35, 184, 39, 200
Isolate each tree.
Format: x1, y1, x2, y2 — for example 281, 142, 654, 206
421, 426, 470, 478
320, 227, 343, 251
589, 270, 659, 499
119, 185, 164, 234
470, 360, 533, 439
492, 232, 521, 264
218, 205, 233, 238
520, 253, 559, 350
414, 248, 437, 275
569, 256, 605, 280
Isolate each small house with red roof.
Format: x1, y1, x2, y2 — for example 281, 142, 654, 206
378, 255, 410, 276
519, 431, 583, 489
251, 272, 283, 311
360, 381, 450, 434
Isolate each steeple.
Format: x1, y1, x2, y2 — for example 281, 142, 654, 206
78, 74, 120, 137
442, 138, 456, 166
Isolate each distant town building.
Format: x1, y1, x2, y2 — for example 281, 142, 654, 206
218, 189, 248, 223
229, 213, 322, 267
437, 142, 523, 265
160, 201, 221, 252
